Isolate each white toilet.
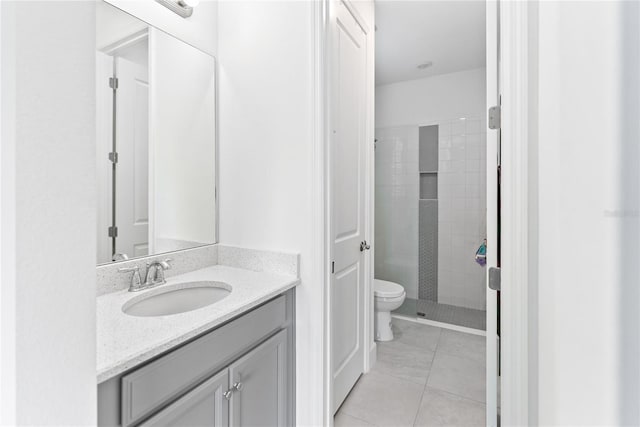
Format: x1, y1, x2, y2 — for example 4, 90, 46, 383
374, 279, 406, 341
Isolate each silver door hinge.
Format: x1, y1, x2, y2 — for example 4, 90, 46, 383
109, 77, 119, 90
488, 105, 501, 130
488, 267, 501, 291
108, 152, 118, 164
108, 226, 118, 238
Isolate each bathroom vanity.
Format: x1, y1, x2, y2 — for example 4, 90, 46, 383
97, 263, 297, 427
94, 4, 300, 426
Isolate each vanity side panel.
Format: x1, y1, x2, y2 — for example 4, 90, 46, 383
286, 288, 296, 426
98, 377, 121, 426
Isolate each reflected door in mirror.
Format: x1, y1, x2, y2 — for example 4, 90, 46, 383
96, 2, 216, 264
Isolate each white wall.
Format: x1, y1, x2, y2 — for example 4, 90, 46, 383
534, 1, 640, 424
376, 68, 486, 128
218, 1, 374, 424
1, 1, 97, 424
216, 2, 321, 425
217, 1, 313, 263
375, 69, 487, 310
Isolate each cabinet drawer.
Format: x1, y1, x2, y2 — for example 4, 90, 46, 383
121, 296, 286, 426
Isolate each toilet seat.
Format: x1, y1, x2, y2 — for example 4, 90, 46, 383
374, 279, 405, 298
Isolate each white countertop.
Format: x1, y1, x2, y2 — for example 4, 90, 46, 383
97, 265, 299, 383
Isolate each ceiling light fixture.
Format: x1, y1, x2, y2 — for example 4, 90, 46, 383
417, 61, 434, 70
155, 0, 197, 18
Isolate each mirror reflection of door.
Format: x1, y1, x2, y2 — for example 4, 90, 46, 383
95, 2, 217, 265
115, 43, 150, 260
97, 26, 150, 263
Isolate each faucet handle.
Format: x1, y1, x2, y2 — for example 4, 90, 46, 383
118, 265, 142, 291
145, 259, 172, 270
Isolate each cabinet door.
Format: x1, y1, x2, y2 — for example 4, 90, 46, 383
229, 330, 288, 427
140, 370, 229, 427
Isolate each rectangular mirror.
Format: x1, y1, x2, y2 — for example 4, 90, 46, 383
96, 2, 217, 265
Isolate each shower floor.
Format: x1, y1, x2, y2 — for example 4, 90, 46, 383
394, 297, 486, 331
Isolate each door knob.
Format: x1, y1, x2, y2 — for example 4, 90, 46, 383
223, 390, 233, 400
232, 382, 243, 392
360, 240, 371, 252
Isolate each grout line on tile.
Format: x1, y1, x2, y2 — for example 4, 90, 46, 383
425, 379, 487, 406
376, 364, 431, 388
435, 347, 486, 364
424, 386, 488, 409
335, 409, 376, 426
425, 386, 487, 405
423, 354, 434, 393
420, 324, 440, 425
411, 387, 427, 427
431, 327, 443, 360
428, 339, 487, 404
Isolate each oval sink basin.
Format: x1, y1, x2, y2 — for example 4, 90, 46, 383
123, 281, 231, 317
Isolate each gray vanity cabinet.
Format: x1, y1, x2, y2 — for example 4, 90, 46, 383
98, 290, 295, 427
140, 371, 229, 427
140, 330, 288, 427
229, 330, 287, 426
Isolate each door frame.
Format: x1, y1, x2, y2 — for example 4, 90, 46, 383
315, 0, 534, 424
485, 1, 499, 425
495, 0, 533, 425
323, 0, 375, 422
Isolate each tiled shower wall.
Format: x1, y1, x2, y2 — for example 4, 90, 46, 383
375, 120, 487, 310
374, 127, 419, 300
437, 117, 487, 310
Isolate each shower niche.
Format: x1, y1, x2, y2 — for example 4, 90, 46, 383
418, 125, 439, 303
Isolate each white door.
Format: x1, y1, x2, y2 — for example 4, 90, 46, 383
330, 1, 367, 413
114, 40, 150, 258
486, 1, 500, 426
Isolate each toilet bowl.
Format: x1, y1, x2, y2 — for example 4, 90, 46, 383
374, 279, 406, 342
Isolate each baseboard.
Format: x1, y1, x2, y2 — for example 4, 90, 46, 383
367, 342, 377, 371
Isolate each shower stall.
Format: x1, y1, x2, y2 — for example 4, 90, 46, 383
375, 118, 487, 331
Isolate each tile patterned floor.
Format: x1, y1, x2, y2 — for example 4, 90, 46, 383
394, 298, 486, 331
335, 318, 486, 427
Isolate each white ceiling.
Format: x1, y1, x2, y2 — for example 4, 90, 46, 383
375, 0, 486, 85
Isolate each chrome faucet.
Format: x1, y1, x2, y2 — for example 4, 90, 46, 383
144, 259, 172, 287
118, 258, 173, 292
